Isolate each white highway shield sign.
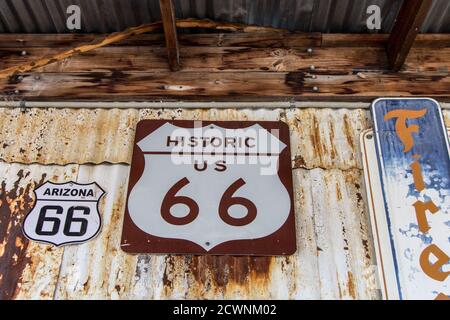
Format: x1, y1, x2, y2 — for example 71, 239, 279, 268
23, 181, 105, 246
121, 120, 296, 255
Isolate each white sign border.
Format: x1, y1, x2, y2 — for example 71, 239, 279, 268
361, 127, 450, 300
22, 180, 106, 247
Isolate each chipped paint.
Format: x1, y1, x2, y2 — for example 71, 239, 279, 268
0, 108, 138, 165
370, 99, 449, 299
0, 107, 372, 168
0, 163, 78, 300
1, 106, 446, 299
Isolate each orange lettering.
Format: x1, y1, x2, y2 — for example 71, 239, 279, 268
384, 109, 427, 153
411, 160, 425, 192
413, 200, 439, 233
435, 293, 450, 300
419, 244, 450, 282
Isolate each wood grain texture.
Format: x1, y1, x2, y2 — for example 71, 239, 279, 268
0, 33, 449, 102
2, 71, 449, 102
0, 19, 286, 79
0, 46, 390, 72
387, 0, 433, 71
2, 46, 449, 74
159, 0, 180, 71
2, 33, 448, 49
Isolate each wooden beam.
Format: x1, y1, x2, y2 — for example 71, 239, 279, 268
387, 0, 433, 71
0, 19, 290, 79
3, 70, 449, 102
1, 33, 449, 102
2, 35, 449, 74
2, 33, 449, 49
0, 32, 322, 49
159, 0, 180, 71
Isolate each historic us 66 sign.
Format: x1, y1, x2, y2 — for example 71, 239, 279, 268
121, 120, 296, 255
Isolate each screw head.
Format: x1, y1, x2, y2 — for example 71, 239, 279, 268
17, 75, 23, 81
313, 86, 319, 92
310, 65, 316, 71
14, 89, 20, 94
307, 48, 313, 54
312, 75, 317, 79
21, 50, 27, 56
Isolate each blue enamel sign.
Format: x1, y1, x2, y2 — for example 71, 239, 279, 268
371, 98, 449, 300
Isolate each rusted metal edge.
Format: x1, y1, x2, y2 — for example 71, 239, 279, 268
0, 101, 448, 109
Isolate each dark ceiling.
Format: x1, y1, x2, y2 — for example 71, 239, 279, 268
0, 0, 449, 34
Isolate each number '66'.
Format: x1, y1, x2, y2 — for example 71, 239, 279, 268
35, 205, 90, 236
161, 178, 257, 226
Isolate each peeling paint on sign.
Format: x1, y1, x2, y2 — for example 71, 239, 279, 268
370, 98, 450, 300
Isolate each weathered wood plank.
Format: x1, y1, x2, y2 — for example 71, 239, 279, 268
1, 44, 448, 74
387, 0, 433, 70
323, 34, 450, 48
0, 23, 164, 79
0, 46, 390, 73
0, 32, 448, 101
1, 19, 291, 78
2, 71, 449, 102
322, 34, 388, 47
0, 33, 447, 49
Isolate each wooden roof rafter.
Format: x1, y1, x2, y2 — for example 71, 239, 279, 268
387, 0, 433, 71
159, 0, 180, 71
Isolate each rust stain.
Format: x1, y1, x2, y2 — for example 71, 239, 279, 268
0, 108, 139, 165
342, 114, 355, 150
328, 119, 337, 160
0, 170, 46, 300
292, 155, 306, 169
188, 256, 272, 287
162, 255, 176, 289
362, 239, 371, 260
443, 111, 449, 127
82, 276, 90, 291
335, 182, 343, 201
336, 271, 343, 299
310, 114, 323, 163
347, 271, 356, 299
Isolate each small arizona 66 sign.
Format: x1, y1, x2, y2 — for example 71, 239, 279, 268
23, 181, 105, 246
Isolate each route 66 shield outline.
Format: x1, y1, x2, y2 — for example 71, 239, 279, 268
121, 120, 296, 256
22, 181, 105, 246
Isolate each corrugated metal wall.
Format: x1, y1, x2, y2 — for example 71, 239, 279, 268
1, 106, 449, 299
0, 0, 449, 34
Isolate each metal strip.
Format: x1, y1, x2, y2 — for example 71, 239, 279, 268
0, 101, 448, 109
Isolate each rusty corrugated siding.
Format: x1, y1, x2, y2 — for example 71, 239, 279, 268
0, 107, 449, 299
444, 109, 450, 125
0, 108, 138, 165
0, 107, 370, 167
0, 163, 78, 299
